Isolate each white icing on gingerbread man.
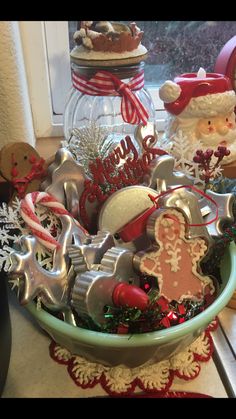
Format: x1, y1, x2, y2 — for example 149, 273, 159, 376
136, 208, 215, 302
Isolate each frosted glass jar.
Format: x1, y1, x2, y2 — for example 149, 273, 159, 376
63, 61, 156, 147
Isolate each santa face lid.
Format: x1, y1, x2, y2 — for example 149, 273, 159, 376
159, 68, 236, 118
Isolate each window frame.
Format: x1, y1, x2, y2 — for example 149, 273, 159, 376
20, 21, 166, 139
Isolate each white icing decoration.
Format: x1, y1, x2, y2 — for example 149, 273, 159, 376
165, 240, 182, 272
139, 208, 215, 301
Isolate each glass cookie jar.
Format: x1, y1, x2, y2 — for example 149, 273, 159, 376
63, 61, 156, 149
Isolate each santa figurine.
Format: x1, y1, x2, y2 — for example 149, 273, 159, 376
159, 68, 236, 164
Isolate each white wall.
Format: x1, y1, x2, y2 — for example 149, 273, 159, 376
0, 21, 35, 148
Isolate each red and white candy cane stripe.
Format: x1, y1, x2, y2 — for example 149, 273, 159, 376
20, 191, 87, 251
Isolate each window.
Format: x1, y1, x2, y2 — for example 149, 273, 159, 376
21, 21, 236, 138
20, 21, 71, 138
68, 21, 236, 84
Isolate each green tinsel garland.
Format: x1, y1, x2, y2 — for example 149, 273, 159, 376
70, 290, 205, 335
202, 223, 236, 278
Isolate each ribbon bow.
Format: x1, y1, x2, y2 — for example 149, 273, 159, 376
12, 158, 46, 199
72, 70, 149, 125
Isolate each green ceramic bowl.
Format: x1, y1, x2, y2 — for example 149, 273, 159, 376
26, 242, 236, 368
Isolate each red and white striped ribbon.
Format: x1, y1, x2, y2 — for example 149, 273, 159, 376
72, 70, 149, 125
20, 192, 87, 251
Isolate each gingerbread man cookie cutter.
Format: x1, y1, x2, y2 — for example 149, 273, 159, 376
133, 207, 215, 303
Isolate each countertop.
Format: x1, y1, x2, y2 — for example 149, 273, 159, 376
2, 290, 235, 398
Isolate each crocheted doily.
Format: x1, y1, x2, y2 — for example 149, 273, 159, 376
49, 319, 217, 397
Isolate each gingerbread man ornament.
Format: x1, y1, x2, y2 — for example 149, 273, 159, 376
133, 207, 215, 302
0, 142, 46, 202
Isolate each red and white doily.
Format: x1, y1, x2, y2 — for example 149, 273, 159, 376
49, 319, 217, 397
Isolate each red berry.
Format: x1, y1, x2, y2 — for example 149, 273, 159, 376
196, 149, 203, 156
205, 149, 213, 157
217, 145, 226, 153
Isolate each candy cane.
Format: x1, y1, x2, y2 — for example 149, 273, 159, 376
20, 191, 87, 251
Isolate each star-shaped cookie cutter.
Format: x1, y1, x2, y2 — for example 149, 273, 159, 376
8, 215, 86, 311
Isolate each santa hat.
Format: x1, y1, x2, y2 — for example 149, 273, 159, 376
159, 68, 236, 118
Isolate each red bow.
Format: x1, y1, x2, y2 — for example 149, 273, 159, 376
72, 70, 149, 125
12, 158, 46, 199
